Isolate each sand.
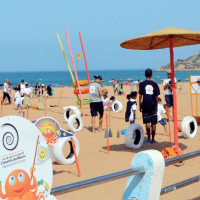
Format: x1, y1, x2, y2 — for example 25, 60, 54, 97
2, 82, 200, 200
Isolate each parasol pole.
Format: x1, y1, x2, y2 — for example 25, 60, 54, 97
169, 37, 178, 147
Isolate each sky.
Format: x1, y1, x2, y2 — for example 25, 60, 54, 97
1, 0, 200, 72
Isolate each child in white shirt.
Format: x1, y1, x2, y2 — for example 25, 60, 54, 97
110, 96, 118, 111
14, 87, 23, 110
101, 94, 109, 110
157, 98, 173, 135
125, 92, 137, 123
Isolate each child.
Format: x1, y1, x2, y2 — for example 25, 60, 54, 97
177, 79, 183, 93
37, 85, 45, 110
102, 94, 109, 110
23, 83, 32, 109
110, 96, 118, 111
125, 91, 137, 124
14, 87, 23, 110
157, 98, 173, 135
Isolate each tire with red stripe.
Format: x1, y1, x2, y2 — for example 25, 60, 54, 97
74, 88, 89, 94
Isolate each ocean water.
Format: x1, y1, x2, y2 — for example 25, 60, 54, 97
0, 70, 199, 88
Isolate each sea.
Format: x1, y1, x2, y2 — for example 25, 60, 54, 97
0, 70, 200, 88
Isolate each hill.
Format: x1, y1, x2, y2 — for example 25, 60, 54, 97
154, 52, 200, 71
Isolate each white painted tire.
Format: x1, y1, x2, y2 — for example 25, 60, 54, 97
181, 116, 197, 139
125, 123, 144, 149
63, 106, 81, 122
68, 114, 83, 132
53, 136, 80, 165
112, 100, 123, 112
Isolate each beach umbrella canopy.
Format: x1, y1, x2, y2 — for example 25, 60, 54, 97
185, 78, 190, 81
108, 80, 113, 82
127, 78, 133, 81
118, 78, 124, 81
120, 27, 200, 149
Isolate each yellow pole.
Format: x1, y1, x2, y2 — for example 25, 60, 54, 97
196, 93, 198, 116
56, 33, 75, 82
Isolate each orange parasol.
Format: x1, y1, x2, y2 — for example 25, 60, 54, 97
121, 27, 200, 149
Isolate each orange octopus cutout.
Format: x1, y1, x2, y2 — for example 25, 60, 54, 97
0, 167, 45, 200
42, 128, 56, 145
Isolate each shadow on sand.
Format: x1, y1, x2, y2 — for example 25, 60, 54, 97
102, 140, 187, 153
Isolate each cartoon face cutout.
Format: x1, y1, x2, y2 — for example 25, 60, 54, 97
5, 169, 31, 197
39, 149, 46, 160
145, 85, 154, 95
42, 129, 54, 138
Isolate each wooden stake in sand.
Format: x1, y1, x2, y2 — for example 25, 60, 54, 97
196, 93, 198, 116
191, 94, 193, 116
167, 107, 172, 142
27, 108, 28, 119
106, 113, 109, 154
45, 98, 47, 116
58, 90, 63, 107
71, 137, 81, 177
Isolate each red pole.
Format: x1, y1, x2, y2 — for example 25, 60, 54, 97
109, 101, 110, 127
71, 137, 81, 177
65, 29, 85, 117
58, 90, 63, 107
106, 113, 109, 154
169, 37, 178, 147
79, 32, 90, 84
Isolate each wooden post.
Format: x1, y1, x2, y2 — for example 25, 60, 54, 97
27, 108, 28, 119
71, 137, 81, 177
196, 93, 198, 116
106, 113, 109, 154
191, 94, 193, 116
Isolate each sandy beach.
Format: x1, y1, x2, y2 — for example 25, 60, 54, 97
1, 82, 200, 200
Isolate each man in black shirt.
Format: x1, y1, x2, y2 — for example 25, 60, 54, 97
139, 68, 160, 144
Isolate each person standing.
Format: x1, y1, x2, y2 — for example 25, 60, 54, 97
20, 79, 26, 97
3, 79, 11, 104
130, 80, 134, 92
139, 69, 160, 144
23, 83, 32, 109
89, 75, 108, 133
136, 80, 141, 92
37, 85, 45, 110
112, 78, 118, 96
163, 70, 177, 108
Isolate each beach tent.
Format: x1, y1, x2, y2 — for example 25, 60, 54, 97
120, 27, 200, 149
123, 81, 130, 86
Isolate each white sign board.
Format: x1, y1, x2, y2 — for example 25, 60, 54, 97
0, 116, 56, 200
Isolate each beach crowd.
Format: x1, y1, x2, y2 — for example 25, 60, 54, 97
2, 79, 55, 110
89, 68, 177, 144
